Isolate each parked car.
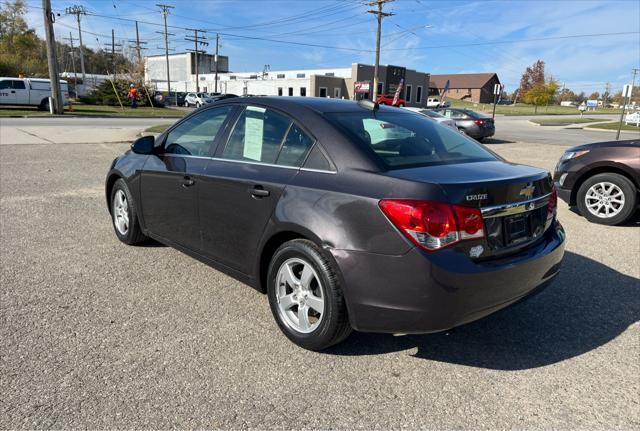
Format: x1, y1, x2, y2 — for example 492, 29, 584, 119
184, 92, 213, 108
376, 93, 405, 107
106, 97, 565, 351
432, 107, 495, 141
554, 139, 639, 225
426, 97, 449, 108
402, 107, 458, 130
0, 77, 69, 110
156, 91, 187, 107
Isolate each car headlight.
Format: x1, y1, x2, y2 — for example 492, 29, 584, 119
560, 150, 589, 162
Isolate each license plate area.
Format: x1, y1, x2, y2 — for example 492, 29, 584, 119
504, 214, 530, 245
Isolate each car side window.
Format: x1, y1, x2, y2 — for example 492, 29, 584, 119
276, 124, 314, 167
0, 80, 10, 89
221, 106, 292, 164
164, 106, 232, 156
12, 80, 26, 89
303, 145, 333, 171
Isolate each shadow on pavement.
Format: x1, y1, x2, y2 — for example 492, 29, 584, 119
328, 251, 639, 370
482, 138, 515, 144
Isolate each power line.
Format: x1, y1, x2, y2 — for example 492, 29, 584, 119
65, 5, 87, 83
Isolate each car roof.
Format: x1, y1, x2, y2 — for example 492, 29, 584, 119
222, 96, 407, 114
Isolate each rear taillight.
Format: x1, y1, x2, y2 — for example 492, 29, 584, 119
547, 187, 557, 219
474, 119, 485, 125
379, 200, 485, 251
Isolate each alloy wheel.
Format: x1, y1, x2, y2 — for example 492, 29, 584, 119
584, 181, 625, 218
275, 258, 325, 334
113, 189, 130, 235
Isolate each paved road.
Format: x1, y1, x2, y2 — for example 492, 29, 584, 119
487, 114, 639, 146
0, 122, 638, 428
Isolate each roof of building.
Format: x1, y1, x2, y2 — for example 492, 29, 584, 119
429, 73, 499, 89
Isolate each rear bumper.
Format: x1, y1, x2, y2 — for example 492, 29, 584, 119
332, 221, 565, 334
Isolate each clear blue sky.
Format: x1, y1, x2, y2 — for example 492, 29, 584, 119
24, 0, 640, 94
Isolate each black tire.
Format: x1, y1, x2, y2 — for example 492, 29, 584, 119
576, 172, 637, 225
110, 178, 148, 245
196, 102, 201, 108
267, 239, 352, 351
458, 128, 467, 135
476, 137, 484, 142
39, 98, 49, 111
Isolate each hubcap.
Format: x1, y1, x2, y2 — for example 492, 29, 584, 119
585, 181, 625, 218
275, 258, 325, 334
113, 190, 130, 235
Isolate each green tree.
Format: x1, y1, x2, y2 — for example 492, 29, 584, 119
523, 80, 559, 113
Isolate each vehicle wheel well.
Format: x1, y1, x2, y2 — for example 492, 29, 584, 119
259, 231, 309, 293
105, 173, 122, 214
571, 166, 639, 205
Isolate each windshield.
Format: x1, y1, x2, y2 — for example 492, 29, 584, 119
325, 111, 497, 169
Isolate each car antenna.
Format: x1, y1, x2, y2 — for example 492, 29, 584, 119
358, 99, 379, 112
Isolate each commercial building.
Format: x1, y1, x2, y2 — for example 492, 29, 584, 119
145, 52, 229, 89
144, 54, 431, 107
429, 73, 501, 104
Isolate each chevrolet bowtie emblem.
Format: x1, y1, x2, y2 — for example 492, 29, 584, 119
519, 183, 536, 199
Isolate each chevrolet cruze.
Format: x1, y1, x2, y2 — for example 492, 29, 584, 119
106, 97, 565, 351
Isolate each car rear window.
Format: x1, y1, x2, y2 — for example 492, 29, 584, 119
325, 111, 497, 169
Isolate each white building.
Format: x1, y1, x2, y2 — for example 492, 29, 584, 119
145, 54, 431, 107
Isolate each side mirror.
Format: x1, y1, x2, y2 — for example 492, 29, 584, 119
131, 135, 155, 154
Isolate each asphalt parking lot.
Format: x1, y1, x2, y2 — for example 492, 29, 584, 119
1, 118, 639, 428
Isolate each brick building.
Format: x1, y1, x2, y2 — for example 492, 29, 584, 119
429, 73, 501, 104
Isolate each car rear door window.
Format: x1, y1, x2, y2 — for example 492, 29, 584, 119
276, 124, 314, 167
164, 106, 232, 156
221, 106, 292, 164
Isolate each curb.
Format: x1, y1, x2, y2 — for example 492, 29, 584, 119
582, 126, 640, 134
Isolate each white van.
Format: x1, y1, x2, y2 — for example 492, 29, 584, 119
0, 77, 69, 110
426, 97, 449, 108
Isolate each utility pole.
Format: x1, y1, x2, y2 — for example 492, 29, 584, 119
64, 32, 78, 84
368, 0, 394, 103
186, 28, 208, 93
157, 4, 175, 104
110, 29, 122, 77
604, 81, 611, 107
43, 0, 63, 114
128, 21, 148, 77
214, 33, 220, 93
65, 5, 87, 85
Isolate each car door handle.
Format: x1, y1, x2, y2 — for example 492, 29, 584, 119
10, 90, 15, 93
250, 186, 270, 198
181, 176, 195, 188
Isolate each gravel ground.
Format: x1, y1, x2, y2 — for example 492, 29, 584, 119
1, 140, 638, 429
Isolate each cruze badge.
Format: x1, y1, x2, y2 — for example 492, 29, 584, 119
466, 193, 488, 201
519, 183, 536, 199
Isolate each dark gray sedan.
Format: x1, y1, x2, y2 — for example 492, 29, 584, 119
106, 97, 564, 350
432, 107, 496, 140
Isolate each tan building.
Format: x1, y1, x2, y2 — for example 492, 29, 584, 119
430, 73, 501, 104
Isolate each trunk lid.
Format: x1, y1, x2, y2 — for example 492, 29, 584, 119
386, 161, 555, 257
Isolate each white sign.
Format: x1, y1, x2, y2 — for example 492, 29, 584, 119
494, 84, 501, 95
623, 84, 633, 98
243, 106, 266, 161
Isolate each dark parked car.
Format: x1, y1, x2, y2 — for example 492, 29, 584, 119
554, 139, 639, 225
106, 97, 565, 350
432, 108, 495, 140
155, 91, 186, 107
